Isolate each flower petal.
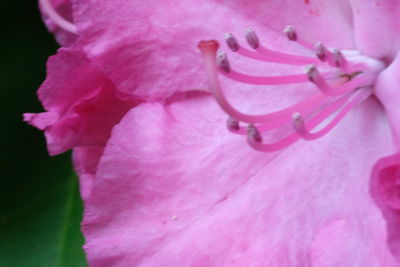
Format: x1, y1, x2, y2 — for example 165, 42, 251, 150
72, 0, 354, 100
370, 153, 400, 262
375, 52, 400, 147
24, 48, 136, 155
350, 0, 400, 60
83, 94, 396, 266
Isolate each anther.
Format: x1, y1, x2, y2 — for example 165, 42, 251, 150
247, 124, 262, 142
245, 28, 260, 49
224, 33, 240, 52
227, 117, 240, 132
284, 25, 297, 41
306, 64, 317, 82
217, 51, 231, 73
315, 42, 327, 61
332, 49, 347, 68
292, 112, 307, 135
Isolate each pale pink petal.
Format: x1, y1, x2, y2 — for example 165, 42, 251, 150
83, 94, 397, 266
370, 153, 400, 262
39, 0, 77, 46
375, 52, 400, 147
72, 0, 354, 100
350, 0, 400, 60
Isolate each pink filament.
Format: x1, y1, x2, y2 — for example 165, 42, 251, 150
237, 47, 317, 65
310, 68, 372, 96
200, 46, 329, 124
199, 36, 373, 152
39, 0, 78, 34
219, 70, 309, 85
293, 88, 372, 140
285, 28, 315, 50
230, 90, 353, 135
247, 88, 372, 151
256, 45, 319, 65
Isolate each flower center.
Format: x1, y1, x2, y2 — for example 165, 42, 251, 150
198, 26, 385, 152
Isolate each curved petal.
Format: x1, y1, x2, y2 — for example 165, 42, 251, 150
39, 0, 78, 46
350, 0, 400, 60
73, 146, 104, 200
24, 48, 136, 155
72, 0, 354, 100
83, 95, 396, 266
375, 51, 400, 147
370, 153, 400, 262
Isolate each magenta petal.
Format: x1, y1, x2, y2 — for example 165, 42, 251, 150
83, 94, 397, 266
370, 153, 400, 262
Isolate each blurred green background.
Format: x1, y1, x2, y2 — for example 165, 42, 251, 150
0, 1, 87, 266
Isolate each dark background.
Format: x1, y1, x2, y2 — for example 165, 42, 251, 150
0, 1, 87, 266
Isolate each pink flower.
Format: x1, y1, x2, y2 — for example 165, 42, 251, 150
27, 0, 400, 266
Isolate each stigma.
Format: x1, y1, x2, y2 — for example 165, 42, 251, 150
198, 27, 385, 152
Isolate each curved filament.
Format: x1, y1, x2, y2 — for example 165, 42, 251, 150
293, 87, 372, 140
199, 44, 329, 124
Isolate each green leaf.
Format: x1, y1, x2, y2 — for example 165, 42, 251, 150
0, 1, 87, 266
0, 170, 87, 267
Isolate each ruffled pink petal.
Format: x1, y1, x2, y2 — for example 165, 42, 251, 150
370, 153, 400, 262
83, 94, 397, 266
350, 0, 400, 61
24, 48, 137, 155
39, 0, 77, 46
72, 0, 354, 100
375, 52, 400, 147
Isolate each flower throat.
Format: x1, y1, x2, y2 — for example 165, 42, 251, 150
198, 27, 385, 152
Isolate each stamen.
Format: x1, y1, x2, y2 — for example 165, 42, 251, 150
199, 23, 377, 153
332, 49, 347, 69
226, 32, 318, 65
227, 117, 240, 132
198, 41, 330, 124
315, 42, 348, 69
315, 42, 328, 62
219, 69, 309, 85
237, 47, 316, 65
245, 28, 260, 49
217, 52, 231, 73
255, 45, 319, 65
247, 124, 262, 142
284, 25, 297, 41
247, 124, 300, 152
247, 88, 371, 152
306, 65, 372, 96
39, 0, 78, 34
292, 87, 372, 140
225, 33, 240, 52
283, 25, 314, 50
